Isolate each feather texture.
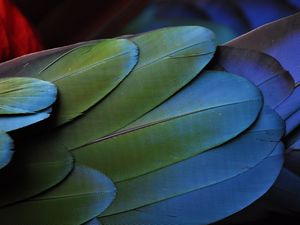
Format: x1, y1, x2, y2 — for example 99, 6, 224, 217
0, 77, 56, 131
73, 70, 262, 182
101, 106, 284, 216
20, 26, 216, 156
36, 39, 138, 126
0, 108, 51, 132
101, 143, 284, 225
0, 41, 88, 78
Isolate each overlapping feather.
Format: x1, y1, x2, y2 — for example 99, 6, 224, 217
0, 76, 57, 171
0, 26, 223, 225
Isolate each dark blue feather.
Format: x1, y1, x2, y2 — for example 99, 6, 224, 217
227, 13, 300, 120
232, 0, 298, 28
276, 85, 300, 120
285, 109, 300, 135
210, 46, 294, 109
227, 12, 300, 83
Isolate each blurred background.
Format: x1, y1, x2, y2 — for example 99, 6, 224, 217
11, 0, 300, 48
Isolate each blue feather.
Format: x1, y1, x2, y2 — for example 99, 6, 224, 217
101, 143, 284, 225
0, 108, 51, 132
0, 131, 13, 169
84, 218, 101, 225
276, 85, 300, 120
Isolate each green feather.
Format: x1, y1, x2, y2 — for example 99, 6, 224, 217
37, 39, 138, 125
0, 41, 93, 78
0, 165, 115, 225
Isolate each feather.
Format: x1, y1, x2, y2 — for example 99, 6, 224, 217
285, 109, 300, 135
73, 70, 262, 182
209, 46, 294, 109
0, 131, 13, 169
0, 77, 56, 114
101, 143, 284, 225
0, 41, 90, 78
226, 12, 300, 83
24, 26, 216, 153
1, 39, 138, 127
0, 165, 115, 225
0, 77, 57, 131
285, 125, 300, 151
0, 142, 73, 207
226, 12, 300, 119
36, 39, 138, 126
276, 85, 300, 120
0, 25, 219, 214
101, 106, 284, 216
0, 108, 51, 132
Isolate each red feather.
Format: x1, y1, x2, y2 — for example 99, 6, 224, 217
0, 0, 42, 62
